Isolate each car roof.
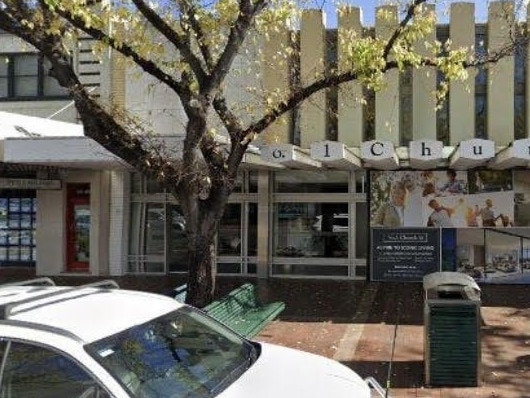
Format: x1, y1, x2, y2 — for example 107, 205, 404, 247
0, 279, 184, 344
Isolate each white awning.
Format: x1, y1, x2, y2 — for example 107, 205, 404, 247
488, 139, 530, 169
0, 111, 126, 169
0, 111, 83, 139
0, 111, 289, 171
241, 152, 286, 170
0, 110, 126, 168
4, 136, 129, 169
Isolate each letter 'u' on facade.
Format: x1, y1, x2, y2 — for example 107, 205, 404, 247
375, 6, 399, 144
337, 6, 363, 147
449, 2, 475, 145
261, 26, 292, 144
488, 1, 514, 145
300, 10, 327, 148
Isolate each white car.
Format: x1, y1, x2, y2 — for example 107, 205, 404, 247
0, 278, 387, 398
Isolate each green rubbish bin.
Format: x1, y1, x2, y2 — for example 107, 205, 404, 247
423, 271, 481, 387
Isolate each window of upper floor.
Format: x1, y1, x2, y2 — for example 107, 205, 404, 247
0, 53, 70, 100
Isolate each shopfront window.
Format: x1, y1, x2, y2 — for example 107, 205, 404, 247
217, 202, 257, 275
355, 202, 367, 259
129, 172, 256, 275
0, 191, 36, 267
167, 205, 188, 272
219, 204, 241, 256
128, 203, 165, 273
273, 202, 348, 259
271, 170, 363, 278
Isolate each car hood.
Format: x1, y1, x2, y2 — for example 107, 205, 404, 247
218, 342, 371, 398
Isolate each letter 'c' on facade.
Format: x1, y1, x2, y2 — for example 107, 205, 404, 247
370, 142, 384, 156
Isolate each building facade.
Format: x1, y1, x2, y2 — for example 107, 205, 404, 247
2, 2, 530, 284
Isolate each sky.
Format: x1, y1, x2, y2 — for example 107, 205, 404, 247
310, 1, 500, 28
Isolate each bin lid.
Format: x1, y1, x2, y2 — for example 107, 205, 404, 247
423, 271, 480, 294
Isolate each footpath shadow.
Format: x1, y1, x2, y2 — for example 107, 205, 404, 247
252, 278, 367, 322
480, 283, 530, 308
365, 282, 424, 326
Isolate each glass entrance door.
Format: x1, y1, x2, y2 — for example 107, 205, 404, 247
168, 205, 188, 273
66, 184, 90, 272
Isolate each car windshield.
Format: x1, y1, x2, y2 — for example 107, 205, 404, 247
86, 306, 258, 398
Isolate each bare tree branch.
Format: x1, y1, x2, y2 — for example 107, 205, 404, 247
205, 0, 268, 94
383, 0, 428, 59
131, 0, 208, 84
212, 94, 244, 139
211, 94, 247, 174
200, 133, 227, 172
178, 0, 215, 71
44, 3, 188, 98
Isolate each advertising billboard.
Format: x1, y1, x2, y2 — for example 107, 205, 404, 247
369, 170, 530, 284
371, 228, 440, 282
370, 170, 514, 228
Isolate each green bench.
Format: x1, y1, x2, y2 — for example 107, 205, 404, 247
173, 284, 188, 303
173, 283, 285, 338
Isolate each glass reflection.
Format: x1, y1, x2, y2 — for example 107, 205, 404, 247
273, 203, 348, 258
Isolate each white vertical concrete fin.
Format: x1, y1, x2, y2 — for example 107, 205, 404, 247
300, 10, 327, 148
487, 0, 515, 144
449, 2, 475, 144
375, 5, 400, 144
337, 6, 363, 146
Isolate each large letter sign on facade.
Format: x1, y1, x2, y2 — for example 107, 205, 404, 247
409, 140, 444, 169
360, 140, 399, 170
262, 144, 322, 169
450, 139, 495, 169
310, 141, 362, 169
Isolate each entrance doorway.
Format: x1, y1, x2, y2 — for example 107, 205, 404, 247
66, 183, 90, 272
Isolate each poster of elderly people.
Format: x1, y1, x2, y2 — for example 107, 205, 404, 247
370, 170, 514, 228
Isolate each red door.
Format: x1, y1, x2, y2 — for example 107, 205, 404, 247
66, 184, 90, 272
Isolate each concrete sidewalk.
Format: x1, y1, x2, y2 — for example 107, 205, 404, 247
253, 279, 530, 398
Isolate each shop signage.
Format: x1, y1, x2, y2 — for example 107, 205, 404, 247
409, 140, 443, 159
261, 144, 296, 162
311, 140, 345, 160
450, 139, 495, 169
0, 178, 61, 190
409, 140, 444, 169
371, 228, 441, 282
459, 139, 495, 159
360, 140, 395, 160
261, 144, 321, 169
310, 141, 362, 169
511, 138, 530, 158
360, 140, 399, 169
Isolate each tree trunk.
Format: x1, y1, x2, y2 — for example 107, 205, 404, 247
185, 233, 216, 308
178, 108, 232, 308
